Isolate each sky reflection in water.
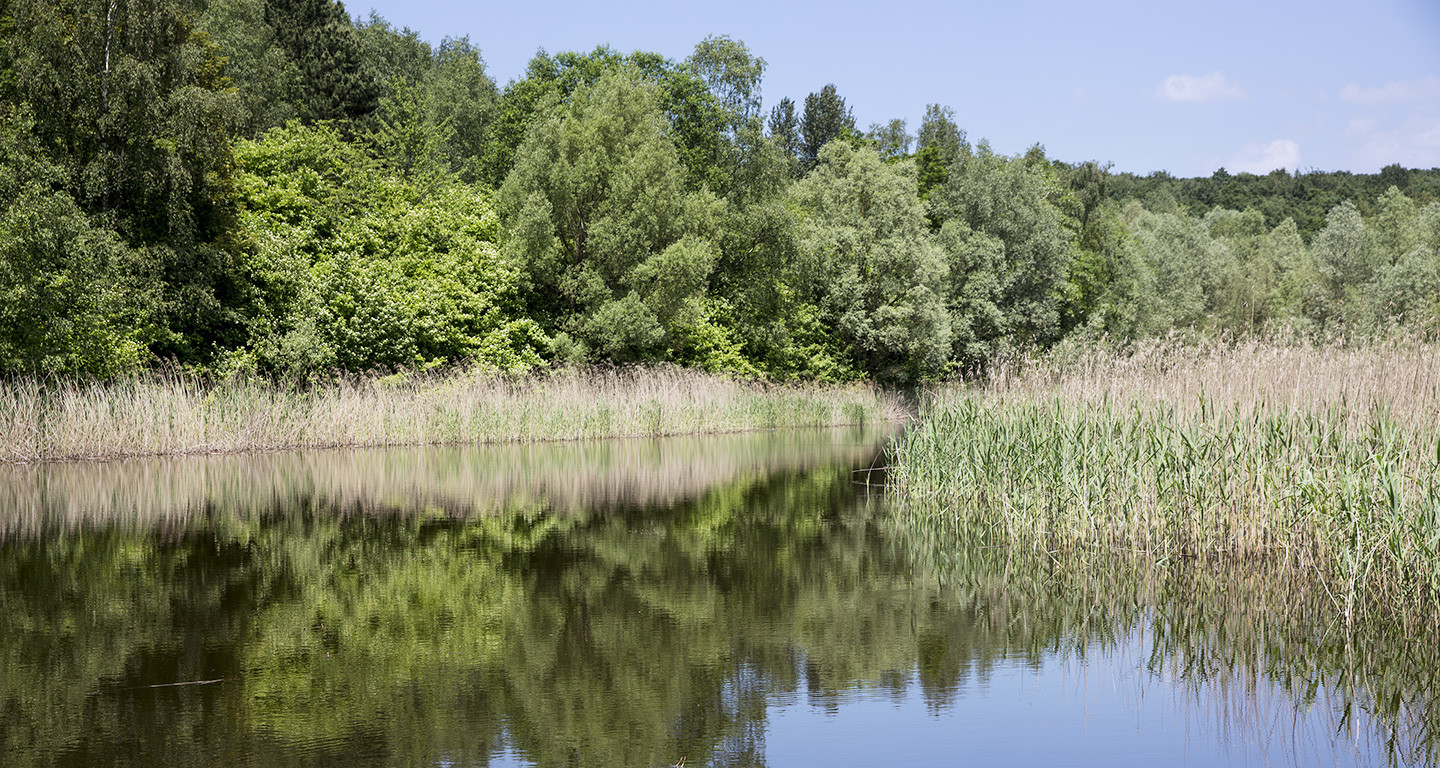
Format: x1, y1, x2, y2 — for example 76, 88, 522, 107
0, 427, 1430, 767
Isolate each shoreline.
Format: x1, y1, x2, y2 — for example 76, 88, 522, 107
1, 367, 908, 465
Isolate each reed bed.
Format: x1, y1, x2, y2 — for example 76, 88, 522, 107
890, 337, 1440, 625
0, 367, 904, 463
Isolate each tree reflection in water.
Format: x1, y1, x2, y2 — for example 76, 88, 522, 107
0, 427, 1434, 767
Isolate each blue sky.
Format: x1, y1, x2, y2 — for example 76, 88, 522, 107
351, 0, 1440, 176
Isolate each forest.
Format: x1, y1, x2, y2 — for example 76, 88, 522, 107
3, 0, 1439, 384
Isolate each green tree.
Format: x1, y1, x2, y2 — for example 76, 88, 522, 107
1363, 188, 1440, 328
1074, 206, 1157, 340
0, 105, 149, 375
1309, 200, 1376, 330
477, 47, 618, 186
354, 12, 431, 92
479, 46, 726, 193
498, 69, 725, 364
1121, 204, 1222, 331
685, 35, 765, 134
232, 122, 546, 377
707, 121, 846, 378
867, 119, 912, 162
788, 142, 950, 382
368, 78, 453, 185
425, 37, 499, 177
929, 143, 1074, 351
766, 96, 802, 176
2, 0, 249, 366
801, 84, 854, 172
915, 104, 967, 200
1057, 160, 1115, 333
1204, 207, 1282, 333
263, 0, 380, 124
199, 0, 303, 135
352, 16, 496, 180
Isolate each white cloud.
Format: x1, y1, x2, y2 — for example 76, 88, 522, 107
1339, 76, 1440, 104
1353, 116, 1440, 170
1158, 72, 1244, 103
1227, 139, 1301, 174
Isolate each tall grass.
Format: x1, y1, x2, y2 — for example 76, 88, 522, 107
890, 337, 1440, 627
0, 367, 904, 463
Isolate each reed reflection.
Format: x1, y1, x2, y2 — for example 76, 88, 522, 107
0, 426, 1432, 767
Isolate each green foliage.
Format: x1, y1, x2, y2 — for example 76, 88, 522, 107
766, 96, 803, 177
353, 18, 497, 180
2, 0, 249, 367
685, 35, 765, 133
866, 118, 912, 162
499, 70, 722, 364
479, 46, 727, 193
3, 7, 1439, 384
233, 122, 546, 377
1299, 192, 1440, 333
789, 142, 950, 382
800, 84, 854, 172
1109, 166, 1440, 239
929, 143, 1075, 357
263, 0, 380, 124
426, 37, 500, 176
199, 0, 303, 135
0, 107, 149, 376
368, 77, 453, 184
354, 12, 432, 91
915, 104, 967, 200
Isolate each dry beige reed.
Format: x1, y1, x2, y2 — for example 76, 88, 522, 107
0, 367, 905, 463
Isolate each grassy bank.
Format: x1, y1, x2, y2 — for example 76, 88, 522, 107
0, 367, 905, 463
889, 338, 1440, 624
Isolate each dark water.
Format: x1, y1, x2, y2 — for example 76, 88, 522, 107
0, 428, 1433, 767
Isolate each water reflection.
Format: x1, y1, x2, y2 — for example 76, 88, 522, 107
0, 427, 886, 535
0, 427, 1433, 767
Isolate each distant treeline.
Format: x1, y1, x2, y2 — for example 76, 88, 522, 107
2, 0, 1437, 383
1108, 165, 1440, 238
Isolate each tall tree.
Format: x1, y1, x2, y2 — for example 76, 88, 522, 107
499, 69, 724, 364
199, 0, 303, 135
867, 119, 911, 162
479, 46, 726, 192
0, 105, 148, 376
263, 0, 379, 124
354, 12, 430, 92
1, 0, 249, 365
930, 144, 1075, 354
800, 84, 853, 172
232, 122, 546, 377
915, 104, 967, 200
767, 97, 802, 176
789, 142, 950, 382
426, 37, 499, 176
685, 35, 765, 134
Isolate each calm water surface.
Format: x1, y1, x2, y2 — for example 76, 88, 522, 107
1, 428, 1433, 767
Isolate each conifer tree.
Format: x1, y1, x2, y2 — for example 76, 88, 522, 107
264, 0, 379, 124
800, 84, 853, 171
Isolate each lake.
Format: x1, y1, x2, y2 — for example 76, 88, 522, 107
1, 427, 1432, 767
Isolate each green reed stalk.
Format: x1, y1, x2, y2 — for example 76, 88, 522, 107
890, 340, 1440, 624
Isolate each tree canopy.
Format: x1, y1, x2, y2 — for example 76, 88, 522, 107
2, 7, 1437, 382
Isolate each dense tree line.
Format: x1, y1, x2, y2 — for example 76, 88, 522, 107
1107, 164, 1440, 239
3, 0, 1438, 382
